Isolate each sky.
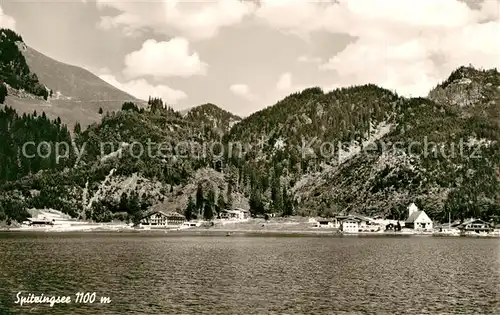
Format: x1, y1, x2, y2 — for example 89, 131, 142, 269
0, 0, 499, 117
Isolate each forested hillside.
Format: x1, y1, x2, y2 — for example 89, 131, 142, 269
0, 106, 73, 183
0, 28, 140, 128
0, 65, 498, 225
0, 29, 49, 100
185, 103, 241, 135
0, 106, 72, 223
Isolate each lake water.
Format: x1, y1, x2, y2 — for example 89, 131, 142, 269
0, 233, 499, 315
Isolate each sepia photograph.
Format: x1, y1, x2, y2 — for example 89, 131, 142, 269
0, 0, 499, 314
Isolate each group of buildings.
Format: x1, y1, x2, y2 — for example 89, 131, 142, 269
436, 218, 498, 236
137, 207, 251, 229
311, 203, 431, 233
20, 209, 104, 231
22, 202, 499, 236
312, 203, 500, 236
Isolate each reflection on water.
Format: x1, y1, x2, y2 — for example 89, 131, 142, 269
0, 233, 499, 314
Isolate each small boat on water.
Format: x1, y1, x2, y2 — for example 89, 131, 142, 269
226, 232, 232, 237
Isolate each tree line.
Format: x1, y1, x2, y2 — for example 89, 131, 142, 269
0, 106, 74, 183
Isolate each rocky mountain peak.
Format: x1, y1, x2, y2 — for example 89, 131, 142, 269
428, 66, 500, 108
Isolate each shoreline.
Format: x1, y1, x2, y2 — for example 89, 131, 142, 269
2, 227, 499, 238
2, 218, 499, 238
0, 228, 424, 237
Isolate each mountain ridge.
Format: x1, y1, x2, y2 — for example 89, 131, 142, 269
0, 30, 498, 225
0, 28, 140, 129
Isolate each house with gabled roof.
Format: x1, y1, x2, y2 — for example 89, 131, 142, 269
139, 210, 185, 228
457, 219, 493, 233
336, 214, 380, 232
313, 217, 338, 228
220, 208, 251, 220
340, 217, 361, 233
405, 203, 433, 231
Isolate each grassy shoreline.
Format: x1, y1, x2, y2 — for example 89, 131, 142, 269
2, 217, 497, 238
0, 226, 430, 237
3, 228, 500, 238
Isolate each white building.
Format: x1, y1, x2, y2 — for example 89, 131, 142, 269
313, 218, 338, 228
220, 208, 250, 221
336, 215, 381, 232
140, 211, 185, 228
457, 219, 493, 233
24, 209, 88, 227
405, 203, 433, 231
341, 218, 360, 233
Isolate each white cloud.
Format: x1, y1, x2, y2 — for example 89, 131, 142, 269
100, 74, 187, 104
276, 72, 292, 90
123, 38, 208, 79
0, 5, 16, 30
298, 55, 321, 63
255, 0, 326, 36
229, 84, 256, 100
96, 0, 256, 40
98, 12, 146, 37
257, 0, 500, 97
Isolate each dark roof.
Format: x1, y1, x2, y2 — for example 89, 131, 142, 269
458, 219, 492, 228
336, 215, 371, 222
141, 210, 185, 220
436, 221, 462, 228
165, 211, 185, 218
342, 217, 361, 223
318, 218, 336, 223
27, 218, 52, 223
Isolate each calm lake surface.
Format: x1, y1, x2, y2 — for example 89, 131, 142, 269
0, 233, 499, 315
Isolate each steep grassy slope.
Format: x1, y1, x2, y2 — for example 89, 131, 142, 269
23, 46, 137, 103
0, 28, 140, 128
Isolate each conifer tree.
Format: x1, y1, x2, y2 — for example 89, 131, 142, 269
271, 176, 282, 213
249, 188, 264, 216
207, 188, 216, 209
74, 122, 81, 134
185, 196, 196, 221
127, 192, 142, 224
119, 192, 128, 213
195, 184, 204, 214
121, 102, 139, 112
217, 193, 226, 214
203, 202, 213, 221
282, 187, 293, 217
0, 83, 7, 104
226, 181, 234, 209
